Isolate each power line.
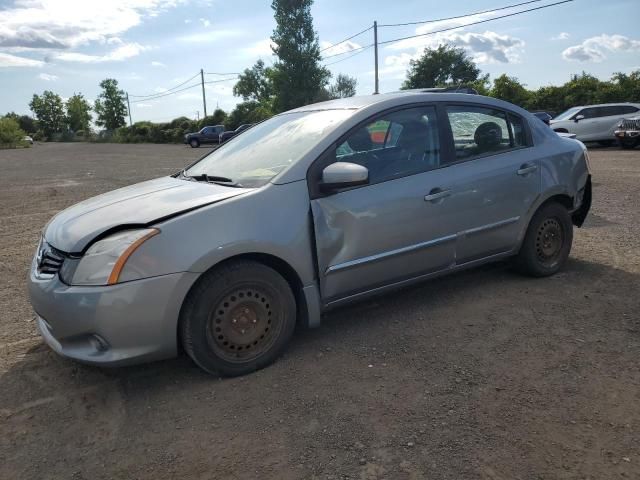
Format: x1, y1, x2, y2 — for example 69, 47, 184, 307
322, 43, 375, 60
319, 25, 373, 53
324, 45, 373, 67
129, 72, 200, 98
130, 82, 201, 102
378, 0, 543, 27
377, 0, 575, 47
205, 72, 241, 76
203, 77, 239, 85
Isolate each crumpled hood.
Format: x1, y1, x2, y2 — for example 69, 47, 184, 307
44, 176, 251, 253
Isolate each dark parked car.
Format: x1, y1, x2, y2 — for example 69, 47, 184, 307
219, 124, 254, 143
184, 125, 225, 148
532, 111, 553, 125
614, 115, 640, 149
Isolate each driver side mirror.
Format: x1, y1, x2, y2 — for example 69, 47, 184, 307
320, 162, 369, 192
574, 114, 585, 122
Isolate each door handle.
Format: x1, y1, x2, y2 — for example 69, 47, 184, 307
517, 164, 537, 176
424, 189, 451, 202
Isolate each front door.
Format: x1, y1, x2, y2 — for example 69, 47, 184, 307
310, 105, 457, 303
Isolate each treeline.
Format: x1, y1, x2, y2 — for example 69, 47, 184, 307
5, 2, 640, 147
403, 44, 640, 115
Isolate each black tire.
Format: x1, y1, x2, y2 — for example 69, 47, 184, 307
514, 202, 573, 277
597, 140, 614, 147
619, 138, 638, 150
189, 138, 200, 148
180, 260, 297, 376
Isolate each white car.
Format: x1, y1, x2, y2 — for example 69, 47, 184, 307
550, 103, 640, 144
24, 135, 34, 144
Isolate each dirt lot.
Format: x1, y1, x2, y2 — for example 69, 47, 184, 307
0, 142, 638, 480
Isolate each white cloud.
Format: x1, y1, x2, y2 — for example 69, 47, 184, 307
53, 43, 148, 63
0, 52, 44, 67
551, 32, 570, 41
383, 29, 524, 67
0, 1, 185, 50
199, 18, 211, 28
184, 19, 192, 24
151, 60, 166, 67
135, 103, 153, 108
562, 34, 640, 62
38, 72, 58, 81
243, 38, 275, 57
178, 29, 244, 44
320, 40, 362, 56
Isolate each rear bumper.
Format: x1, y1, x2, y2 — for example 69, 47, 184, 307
28, 266, 199, 366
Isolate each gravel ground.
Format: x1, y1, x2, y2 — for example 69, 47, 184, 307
0, 142, 638, 480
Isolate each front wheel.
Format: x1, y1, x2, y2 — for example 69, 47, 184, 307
514, 202, 573, 277
189, 138, 200, 148
619, 138, 638, 149
180, 260, 297, 376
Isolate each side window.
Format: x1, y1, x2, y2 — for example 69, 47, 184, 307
620, 105, 639, 115
446, 105, 511, 160
581, 107, 605, 119
335, 106, 440, 184
508, 113, 527, 147
600, 106, 621, 117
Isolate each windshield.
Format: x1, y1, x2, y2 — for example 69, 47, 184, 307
554, 107, 582, 121
186, 109, 354, 187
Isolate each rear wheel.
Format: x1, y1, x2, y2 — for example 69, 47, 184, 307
189, 138, 200, 148
514, 202, 573, 277
180, 260, 296, 376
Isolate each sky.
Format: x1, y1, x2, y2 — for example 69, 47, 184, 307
1, 0, 639, 123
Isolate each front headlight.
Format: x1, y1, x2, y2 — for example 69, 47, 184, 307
71, 228, 159, 286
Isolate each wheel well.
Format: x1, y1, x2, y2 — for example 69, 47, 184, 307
541, 194, 573, 211
180, 253, 309, 337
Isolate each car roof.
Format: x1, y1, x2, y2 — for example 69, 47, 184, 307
286, 91, 509, 114
569, 102, 640, 109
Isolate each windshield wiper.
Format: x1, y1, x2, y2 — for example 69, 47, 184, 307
179, 170, 243, 187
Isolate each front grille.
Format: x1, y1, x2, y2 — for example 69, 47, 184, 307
36, 239, 65, 277
620, 118, 640, 130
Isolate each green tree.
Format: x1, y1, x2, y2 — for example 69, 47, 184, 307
0, 117, 27, 147
3, 112, 36, 133
327, 74, 357, 99
489, 74, 531, 107
199, 108, 228, 129
401, 44, 481, 89
270, 0, 330, 112
66, 93, 92, 132
234, 60, 275, 104
227, 101, 273, 130
94, 78, 127, 131
29, 90, 66, 138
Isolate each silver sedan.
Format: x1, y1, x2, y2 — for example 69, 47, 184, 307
28, 91, 592, 376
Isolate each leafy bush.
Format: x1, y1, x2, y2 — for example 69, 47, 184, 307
0, 117, 28, 148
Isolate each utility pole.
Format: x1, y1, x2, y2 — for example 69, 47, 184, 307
196, 110, 199, 121
200, 68, 208, 118
373, 21, 379, 95
125, 92, 132, 126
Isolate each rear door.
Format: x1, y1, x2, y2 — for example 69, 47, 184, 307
442, 104, 541, 264
310, 105, 457, 303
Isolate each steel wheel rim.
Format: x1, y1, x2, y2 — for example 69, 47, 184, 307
535, 217, 563, 267
206, 284, 282, 363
